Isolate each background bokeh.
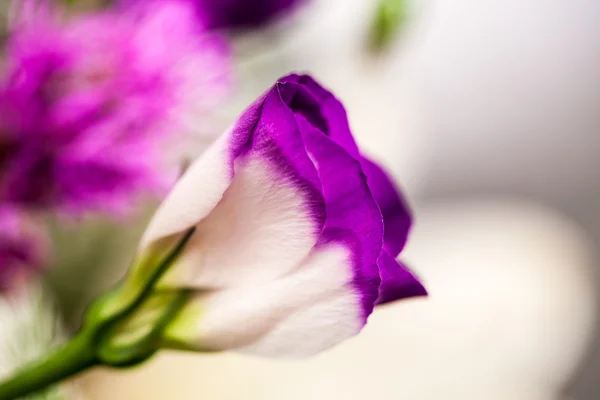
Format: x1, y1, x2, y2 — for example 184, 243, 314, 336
1, 0, 598, 398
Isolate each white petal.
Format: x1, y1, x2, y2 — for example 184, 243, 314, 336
163, 244, 364, 357
141, 130, 233, 248
240, 290, 361, 358
157, 151, 323, 288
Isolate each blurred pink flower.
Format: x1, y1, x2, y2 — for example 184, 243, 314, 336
0, 0, 230, 215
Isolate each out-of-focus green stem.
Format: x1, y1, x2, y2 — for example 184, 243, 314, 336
369, 0, 408, 51
0, 227, 197, 398
0, 329, 97, 400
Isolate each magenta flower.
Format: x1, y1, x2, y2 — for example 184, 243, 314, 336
0, 0, 230, 215
0, 206, 44, 292
132, 74, 426, 357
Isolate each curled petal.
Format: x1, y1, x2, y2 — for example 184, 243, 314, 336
292, 93, 383, 320
361, 157, 412, 256
280, 74, 360, 158
282, 74, 412, 255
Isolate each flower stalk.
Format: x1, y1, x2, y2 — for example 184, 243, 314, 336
0, 228, 196, 399
0, 329, 96, 400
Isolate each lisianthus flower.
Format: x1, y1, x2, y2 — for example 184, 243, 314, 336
0, 0, 230, 215
128, 73, 426, 358
0, 206, 44, 292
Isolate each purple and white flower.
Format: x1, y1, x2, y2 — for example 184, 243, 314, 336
137, 74, 426, 357
0, 0, 230, 215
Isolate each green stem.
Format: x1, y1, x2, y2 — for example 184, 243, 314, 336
0, 228, 197, 398
0, 330, 97, 400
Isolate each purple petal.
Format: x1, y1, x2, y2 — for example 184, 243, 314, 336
361, 157, 412, 257
279, 80, 383, 323
281, 74, 412, 256
375, 249, 427, 305
280, 74, 360, 159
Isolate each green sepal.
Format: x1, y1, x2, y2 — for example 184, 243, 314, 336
95, 290, 191, 367
83, 227, 197, 366
84, 228, 195, 326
